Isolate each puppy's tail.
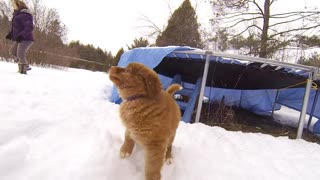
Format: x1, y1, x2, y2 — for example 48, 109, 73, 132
166, 83, 183, 96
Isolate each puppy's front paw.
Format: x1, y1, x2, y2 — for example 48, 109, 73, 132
120, 150, 131, 159
165, 157, 173, 165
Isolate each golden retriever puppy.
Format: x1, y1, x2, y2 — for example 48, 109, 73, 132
109, 62, 182, 180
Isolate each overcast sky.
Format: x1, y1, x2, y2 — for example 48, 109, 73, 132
40, 0, 211, 54
40, 0, 319, 54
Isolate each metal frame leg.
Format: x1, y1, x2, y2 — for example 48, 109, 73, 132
195, 51, 212, 123
296, 79, 313, 139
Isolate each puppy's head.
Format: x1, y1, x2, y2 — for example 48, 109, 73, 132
109, 62, 162, 100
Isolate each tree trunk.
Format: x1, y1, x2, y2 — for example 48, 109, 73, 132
259, 0, 270, 58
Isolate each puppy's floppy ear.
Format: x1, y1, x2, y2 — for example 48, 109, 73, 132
140, 65, 162, 97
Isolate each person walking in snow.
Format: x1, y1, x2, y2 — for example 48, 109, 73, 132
5, 0, 34, 74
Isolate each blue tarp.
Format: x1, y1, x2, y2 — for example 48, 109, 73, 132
111, 46, 195, 103
278, 88, 320, 119
110, 46, 319, 123
181, 83, 280, 115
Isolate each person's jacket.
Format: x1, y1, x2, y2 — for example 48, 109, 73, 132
9, 8, 34, 42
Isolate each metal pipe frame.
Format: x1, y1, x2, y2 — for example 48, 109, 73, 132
195, 51, 212, 123
307, 88, 320, 130
174, 49, 319, 139
296, 78, 313, 139
271, 89, 280, 117
174, 50, 319, 80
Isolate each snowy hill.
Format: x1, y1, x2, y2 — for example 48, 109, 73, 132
0, 61, 320, 180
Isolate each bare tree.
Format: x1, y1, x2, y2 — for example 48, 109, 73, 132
210, 0, 320, 58
0, 1, 11, 18
0, 1, 14, 59
0, 0, 68, 65
30, 0, 67, 43
137, 14, 163, 41
0, 1, 11, 36
1, 0, 114, 71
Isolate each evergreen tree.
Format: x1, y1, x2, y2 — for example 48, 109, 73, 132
112, 48, 124, 66
298, 52, 320, 68
127, 37, 149, 50
156, 0, 203, 48
295, 35, 320, 48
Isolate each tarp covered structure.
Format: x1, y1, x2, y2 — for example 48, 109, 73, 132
110, 46, 320, 137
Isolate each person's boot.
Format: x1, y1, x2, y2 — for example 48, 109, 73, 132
18, 64, 28, 74
25, 64, 32, 71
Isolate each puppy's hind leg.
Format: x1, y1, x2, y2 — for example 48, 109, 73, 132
120, 130, 135, 158
165, 134, 176, 165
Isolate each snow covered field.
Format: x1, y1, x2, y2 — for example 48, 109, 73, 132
0, 61, 320, 180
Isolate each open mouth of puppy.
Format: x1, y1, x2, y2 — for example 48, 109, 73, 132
109, 74, 120, 83
109, 66, 141, 91
109, 67, 123, 86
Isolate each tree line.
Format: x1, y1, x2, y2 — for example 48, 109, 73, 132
0, 0, 203, 72
0, 0, 121, 71
0, 0, 319, 71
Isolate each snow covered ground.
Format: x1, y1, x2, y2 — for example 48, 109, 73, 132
0, 61, 320, 180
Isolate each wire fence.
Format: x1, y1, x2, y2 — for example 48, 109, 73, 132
0, 41, 112, 72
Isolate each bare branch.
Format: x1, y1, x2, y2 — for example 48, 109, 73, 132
216, 11, 262, 20
163, 0, 173, 16
269, 13, 317, 27
271, 11, 320, 18
225, 16, 264, 29
137, 14, 162, 38
270, 0, 276, 5
269, 24, 320, 38
210, 0, 320, 58
231, 24, 263, 37
252, 0, 264, 15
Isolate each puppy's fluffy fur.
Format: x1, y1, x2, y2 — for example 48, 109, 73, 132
109, 62, 181, 180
